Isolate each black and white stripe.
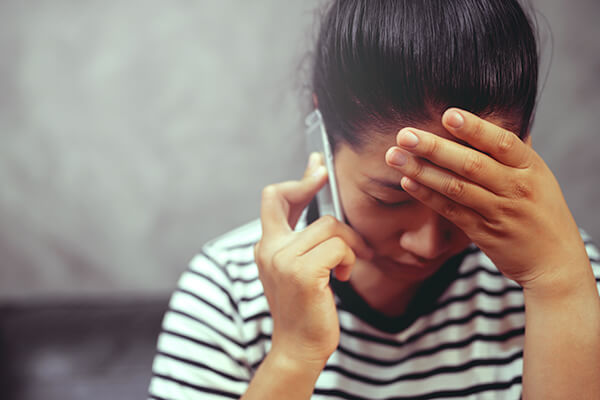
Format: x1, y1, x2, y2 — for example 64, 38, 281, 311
148, 221, 600, 400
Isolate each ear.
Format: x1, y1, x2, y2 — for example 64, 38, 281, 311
312, 93, 319, 108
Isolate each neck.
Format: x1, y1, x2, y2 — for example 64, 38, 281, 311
349, 259, 425, 317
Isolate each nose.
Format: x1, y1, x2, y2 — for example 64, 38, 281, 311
399, 209, 451, 260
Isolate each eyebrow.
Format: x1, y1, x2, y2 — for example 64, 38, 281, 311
367, 177, 406, 192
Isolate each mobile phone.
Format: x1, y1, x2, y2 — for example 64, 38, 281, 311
304, 109, 344, 221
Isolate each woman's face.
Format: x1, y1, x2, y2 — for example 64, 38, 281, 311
334, 120, 472, 280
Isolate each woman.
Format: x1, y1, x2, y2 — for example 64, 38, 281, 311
149, 0, 600, 398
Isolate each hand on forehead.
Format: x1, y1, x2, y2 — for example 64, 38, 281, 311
387, 108, 530, 168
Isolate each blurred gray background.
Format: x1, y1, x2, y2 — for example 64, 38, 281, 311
0, 0, 319, 300
0, 0, 598, 398
0, 0, 599, 301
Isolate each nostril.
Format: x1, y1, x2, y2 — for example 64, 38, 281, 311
415, 255, 430, 263
413, 242, 448, 261
415, 251, 440, 263
399, 227, 451, 261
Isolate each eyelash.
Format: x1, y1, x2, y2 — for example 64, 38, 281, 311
371, 195, 412, 208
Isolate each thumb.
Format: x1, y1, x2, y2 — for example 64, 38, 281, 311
260, 154, 329, 237
286, 153, 329, 227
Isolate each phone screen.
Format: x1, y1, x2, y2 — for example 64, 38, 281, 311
304, 109, 344, 221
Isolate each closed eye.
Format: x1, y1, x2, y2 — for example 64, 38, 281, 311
370, 195, 412, 208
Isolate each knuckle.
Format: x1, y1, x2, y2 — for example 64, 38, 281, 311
441, 201, 461, 219
443, 178, 465, 198
254, 241, 270, 269
261, 184, 279, 201
497, 129, 516, 153
271, 248, 289, 271
522, 152, 536, 170
317, 215, 338, 233
471, 120, 485, 142
424, 136, 440, 157
328, 235, 344, 247
329, 236, 349, 258
495, 200, 521, 218
344, 249, 357, 266
412, 160, 426, 179
463, 153, 484, 178
510, 180, 533, 200
479, 217, 504, 236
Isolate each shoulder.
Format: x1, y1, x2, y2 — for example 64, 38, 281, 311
202, 218, 263, 263
183, 219, 265, 310
436, 245, 525, 326
198, 212, 307, 269
150, 220, 266, 398
155, 220, 270, 363
188, 218, 263, 288
444, 227, 600, 305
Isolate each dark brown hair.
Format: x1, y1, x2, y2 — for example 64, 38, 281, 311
312, 0, 539, 149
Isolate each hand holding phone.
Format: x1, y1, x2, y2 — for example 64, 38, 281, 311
304, 109, 344, 221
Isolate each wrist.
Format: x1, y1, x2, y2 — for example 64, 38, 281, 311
522, 256, 596, 303
241, 346, 327, 400
268, 344, 329, 377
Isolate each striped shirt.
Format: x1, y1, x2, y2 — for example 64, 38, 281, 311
148, 216, 600, 400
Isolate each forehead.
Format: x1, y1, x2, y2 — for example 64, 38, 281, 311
335, 119, 457, 178
334, 115, 520, 186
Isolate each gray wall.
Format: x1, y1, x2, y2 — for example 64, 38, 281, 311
0, 0, 598, 300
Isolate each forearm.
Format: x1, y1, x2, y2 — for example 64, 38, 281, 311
241, 349, 325, 400
522, 260, 600, 399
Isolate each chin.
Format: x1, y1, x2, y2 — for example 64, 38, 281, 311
371, 256, 444, 281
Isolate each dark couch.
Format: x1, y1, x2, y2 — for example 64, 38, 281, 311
0, 298, 169, 400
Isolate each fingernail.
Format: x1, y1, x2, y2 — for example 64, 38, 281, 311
399, 130, 419, 147
388, 149, 407, 166
312, 165, 327, 179
445, 110, 464, 129
307, 152, 320, 170
402, 177, 420, 192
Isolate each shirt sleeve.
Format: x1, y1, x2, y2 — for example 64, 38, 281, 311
582, 231, 600, 290
148, 250, 251, 400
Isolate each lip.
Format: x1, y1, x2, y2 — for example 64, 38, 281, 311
375, 255, 431, 269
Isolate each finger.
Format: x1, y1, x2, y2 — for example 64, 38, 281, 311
289, 215, 374, 261
334, 262, 353, 281
300, 236, 356, 280
393, 127, 509, 195
442, 108, 532, 169
400, 176, 480, 233
303, 152, 324, 179
386, 148, 497, 216
260, 156, 328, 238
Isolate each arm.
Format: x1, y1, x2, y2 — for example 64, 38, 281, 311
149, 156, 370, 400
522, 249, 600, 399
241, 350, 325, 399
243, 153, 373, 399
385, 108, 600, 398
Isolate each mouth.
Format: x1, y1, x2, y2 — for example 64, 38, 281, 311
374, 255, 431, 269
370, 249, 451, 270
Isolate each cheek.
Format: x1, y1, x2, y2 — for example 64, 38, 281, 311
442, 222, 472, 254
339, 188, 407, 247
345, 204, 395, 244
340, 184, 472, 254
